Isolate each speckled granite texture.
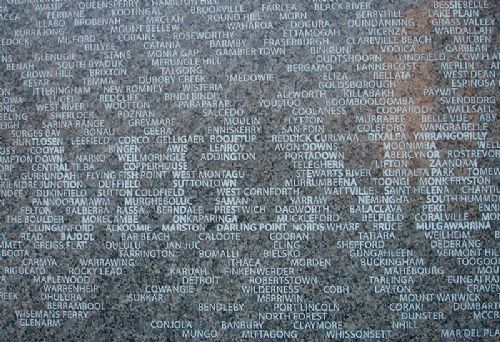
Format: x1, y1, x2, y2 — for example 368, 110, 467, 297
0, 0, 498, 340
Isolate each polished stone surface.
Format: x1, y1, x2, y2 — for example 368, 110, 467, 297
0, 0, 498, 340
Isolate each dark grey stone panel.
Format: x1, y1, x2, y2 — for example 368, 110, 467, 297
0, 0, 498, 340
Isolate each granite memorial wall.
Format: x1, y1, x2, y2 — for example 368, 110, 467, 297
0, 0, 499, 340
